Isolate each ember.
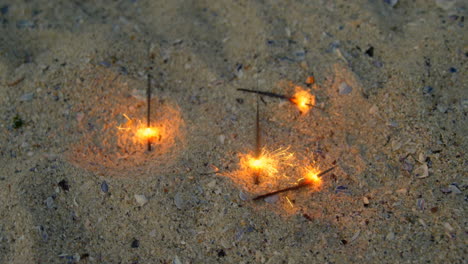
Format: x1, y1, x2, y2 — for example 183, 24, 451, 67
289, 86, 315, 114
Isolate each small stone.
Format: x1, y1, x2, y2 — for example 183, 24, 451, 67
448, 184, 462, 194
131, 239, 140, 248
239, 190, 248, 201
218, 135, 226, 144
434, 0, 456, 10
443, 222, 454, 232
339, 82, 352, 94
0, 5, 9, 15
58, 180, 70, 191
294, 49, 306, 61
363, 197, 369, 206
173, 256, 182, 264
437, 104, 448, 113
414, 164, 429, 178
174, 192, 184, 209
384, 0, 398, 7
134, 194, 148, 206
99, 61, 111, 68
20, 92, 34, 102
264, 194, 279, 204
207, 180, 217, 188
45, 196, 55, 209
369, 105, 378, 115
350, 230, 360, 242
422, 86, 433, 94
16, 20, 34, 29
101, 181, 109, 193
416, 198, 425, 211
386, 232, 395, 240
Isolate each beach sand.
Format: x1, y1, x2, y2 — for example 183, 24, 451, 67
0, 0, 466, 263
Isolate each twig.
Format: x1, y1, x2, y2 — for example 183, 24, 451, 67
7, 76, 25, 87
253, 166, 336, 201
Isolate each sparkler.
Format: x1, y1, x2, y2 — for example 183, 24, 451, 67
252, 166, 336, 201
237, 86, 316, 114
146, 73, 152, 151
253, 94, 261, 184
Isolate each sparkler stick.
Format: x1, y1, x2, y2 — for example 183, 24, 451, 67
252, 166, 336, 201
237, 88, 290, 100
237, 88, 315, 107
253, 94, 261, 184
147, 73, 152, 151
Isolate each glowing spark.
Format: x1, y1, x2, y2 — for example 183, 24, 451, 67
289, 86, 315, 114
285, 196, 294, 208
240, 148, 294, 178
117, 114, 161, 144
303, 166, 323, 187
136, 127, 159, 141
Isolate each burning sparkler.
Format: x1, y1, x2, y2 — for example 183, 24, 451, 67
239, 147, 294, 179
237, 85, 316, 114
252, 166, 336, 201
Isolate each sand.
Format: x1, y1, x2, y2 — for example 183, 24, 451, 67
0, 0, 466, 263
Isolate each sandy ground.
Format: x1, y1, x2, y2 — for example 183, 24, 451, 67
0, 0, 466, 263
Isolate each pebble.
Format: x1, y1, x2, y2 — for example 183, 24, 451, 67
350, 230, 360, 242
0, 5, 9, 15
414, 163, 429, 178
207, 180, 217, 188
174, 192, 184, 209
264, 194, 279, 204
437, 104, 448, 113
422, 86, 433, 94
39, 226, 48, 242
363, 196, 370, 206
386, 232, 395, 240
434, 0, 456, 10
20, 92, 34, 102
218, 135, 225, 144
239, 190, 249, 201
339, 82, 352, 95
173, 256, 182, 264
99, 61, 111, 68
101, 181, 109, 193
443, 222, 454, 232
384, 0, 399, 7
416, 198, 425, 211
134, 194, 148, 206
294, 49, 306, 61
45, 196, 55, 209
16, 20, 34, 29
131, 239, 140, 248
369, 105, 378, 115
442, 183, 462, 194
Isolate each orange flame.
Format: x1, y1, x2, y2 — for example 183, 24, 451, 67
290, 86, 315, 114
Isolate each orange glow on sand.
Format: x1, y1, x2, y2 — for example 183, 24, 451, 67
116, 114, 164, 147
223, 147, 295, 191
290, 86, 315, 114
